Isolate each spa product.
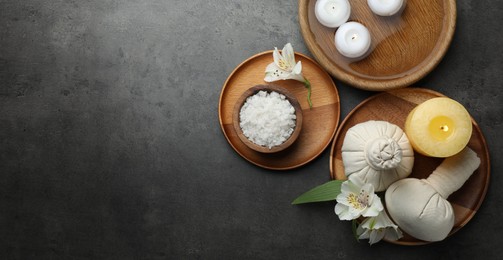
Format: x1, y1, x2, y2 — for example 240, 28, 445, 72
405, 97, 473, 158
335, 22, 371, 59
315, 0, 351, 28
367, 0, 405, 16
385, 147, 481, 242
239, 90, 296, 149
341, 120, 414, 192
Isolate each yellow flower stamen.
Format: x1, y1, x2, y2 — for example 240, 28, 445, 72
277, 59, 290, 71
346, 189, 370, 210
347, 193, 365, 210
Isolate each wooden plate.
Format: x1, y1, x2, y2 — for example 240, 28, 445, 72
219, 51, 340, 170
298, 0, 456, 90
329, 88, 490, 245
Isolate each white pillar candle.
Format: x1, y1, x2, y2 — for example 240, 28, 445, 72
315, 0, 351, 28
334, 22, 371, 59
367, 0, 405, 16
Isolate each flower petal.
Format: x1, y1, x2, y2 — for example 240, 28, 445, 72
368, 229, 386, 245
264, 63, 285, 82
361, 183, 375, 200
358, 218, 386, 245
335, 192, 347, 204
381, 211, 403, 241
341, 177, 361, 195
284, 72, 306, 83
334, 203, 349, 220
335, 186, 359, 208
273, 47, 282, 67
335, 203, 357, 220
357, 223, 370, 239
356, 211, 403, 245
265, 62, 280, 73
362, 207, 380, 218
359, 215, 375, 229
376, 210, 396, 229
292, 61, 302, 75
282, 43, 295, 68
384, 227, 403, 241
264, 73, 280, 82
362, 194, 383, 217
347, 206, 364, 219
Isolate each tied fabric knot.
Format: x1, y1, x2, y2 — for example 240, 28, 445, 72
365, 137, 402, 170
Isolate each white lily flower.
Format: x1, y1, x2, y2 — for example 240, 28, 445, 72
265, 43, 306, 82
356, 210, 403, 245
264, 43, 312, 108
334, 175, 384, 220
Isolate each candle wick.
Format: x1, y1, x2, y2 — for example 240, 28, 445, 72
351, 34, 358, 40
440, 125, 449, 132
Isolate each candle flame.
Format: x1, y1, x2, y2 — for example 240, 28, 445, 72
440, 125, 449, 132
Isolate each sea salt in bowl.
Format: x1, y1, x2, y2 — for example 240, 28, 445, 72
233, 84, 303, 153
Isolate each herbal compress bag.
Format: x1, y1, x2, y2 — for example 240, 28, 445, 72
341, 120, 414, 192
385, 147, 481, 241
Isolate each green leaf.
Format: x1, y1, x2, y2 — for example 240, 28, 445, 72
291, 180, 343, 205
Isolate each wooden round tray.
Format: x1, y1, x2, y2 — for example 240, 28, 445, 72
299, 0, 456, 90
329, 88, 490, 245
219, 51, 340, 170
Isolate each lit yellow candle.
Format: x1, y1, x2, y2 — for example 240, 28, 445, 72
405, 97, 472, 158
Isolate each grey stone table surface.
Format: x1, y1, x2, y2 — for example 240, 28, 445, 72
1, 0, 502, 259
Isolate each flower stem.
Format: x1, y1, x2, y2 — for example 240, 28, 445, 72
304, 79, 312, 108
352, 219, 360, 242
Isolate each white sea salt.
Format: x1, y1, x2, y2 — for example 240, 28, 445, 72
239, 90, 297, 149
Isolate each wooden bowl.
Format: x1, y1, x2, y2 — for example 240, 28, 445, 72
298, 0, 456, 90
233, 84, 303, 153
